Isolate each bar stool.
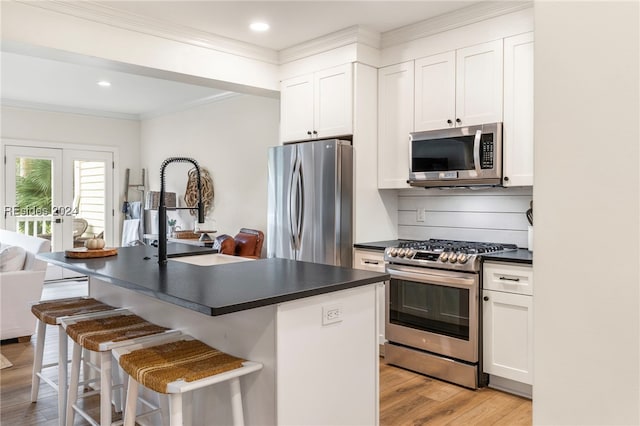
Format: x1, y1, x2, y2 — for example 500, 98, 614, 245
113, 335, 263, 426
30, 297, 117, 426
61, 309, 180, 426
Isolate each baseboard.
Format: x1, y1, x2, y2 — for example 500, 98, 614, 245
488, 374, 532, 399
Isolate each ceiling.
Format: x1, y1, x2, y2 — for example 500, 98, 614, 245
1, 1, 478, 118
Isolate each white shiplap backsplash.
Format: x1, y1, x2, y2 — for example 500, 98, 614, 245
398, 187, 533, 248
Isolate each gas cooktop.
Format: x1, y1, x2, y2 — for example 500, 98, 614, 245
384, 239, 518, 272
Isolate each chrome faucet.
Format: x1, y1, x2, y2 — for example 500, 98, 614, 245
158, 157, 204, 265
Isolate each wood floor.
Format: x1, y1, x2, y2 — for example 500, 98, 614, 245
1, 281, 532, 425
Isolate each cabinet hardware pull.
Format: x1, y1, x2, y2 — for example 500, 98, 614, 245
363, 260, 379, 265
499, 276, 520, 282
456, 118, 461, 123
307, 131, 312, 136
504, 176, 510, 182
447, 119, 452, 124
483, 296, 489, 301
312, 130, 318, 135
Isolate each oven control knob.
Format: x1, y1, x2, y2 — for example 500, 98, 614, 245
449, 254, 458, 263
458, 253, 469, 264
400, 248, 409, 257
406, 249, 415, 258
439, 252, 449, 262
388, 248, 398, 257
397, 248, 405, 257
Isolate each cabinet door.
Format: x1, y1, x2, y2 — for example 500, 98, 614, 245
414, 51, 456, 131
483, 289, 533, 384
503, 32, 534, 187
378, 61, 414, 188
353, 249, 387, 348
455, 40, 504, 127
314, 64, 353, 139
281, 74, 314, 142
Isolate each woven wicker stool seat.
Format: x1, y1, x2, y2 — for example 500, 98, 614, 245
31, 297, 115, 325
30, 297, 116, 426
61, 310, 179, 426
113, 335, 263, 426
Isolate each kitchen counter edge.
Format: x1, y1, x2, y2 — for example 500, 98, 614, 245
39, 245, 389, 317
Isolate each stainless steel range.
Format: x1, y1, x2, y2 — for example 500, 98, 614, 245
384, 239, 517, 389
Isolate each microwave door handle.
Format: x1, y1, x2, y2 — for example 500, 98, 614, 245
473, 129, 482, 174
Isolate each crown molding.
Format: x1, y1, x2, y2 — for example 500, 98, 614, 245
140, 92, 240, 120
381, 1, 534, 48
18, 0, 279, 64
279, 25, 381, 65
1, 98, 139, 121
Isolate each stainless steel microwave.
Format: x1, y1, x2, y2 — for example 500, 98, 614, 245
408, 122, 502, 188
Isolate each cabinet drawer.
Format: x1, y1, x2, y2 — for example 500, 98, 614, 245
483, 262, 533, 295
353, 249, 386, 273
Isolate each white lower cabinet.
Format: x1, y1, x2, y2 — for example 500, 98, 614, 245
483, 261, 533, 397
353, 248, 387, 352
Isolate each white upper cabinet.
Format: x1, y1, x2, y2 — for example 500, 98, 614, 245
280, 64, 353, 142
414, 51, 456, 131
415, 40, 503, 131
503, 32, 534, 187
378, 61, 414, 189
281, 74, 315, 142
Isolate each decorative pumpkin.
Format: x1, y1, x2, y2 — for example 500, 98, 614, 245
85, 235, 106, 250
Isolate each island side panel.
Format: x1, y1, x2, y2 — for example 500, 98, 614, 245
89, 277, 277, 426
276, 283, 379, 426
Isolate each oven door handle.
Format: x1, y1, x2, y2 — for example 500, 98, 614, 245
387, 265, 477, 287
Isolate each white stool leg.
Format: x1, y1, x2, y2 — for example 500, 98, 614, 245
169, 393, 183, 426
112, 359, 123, 414
229, 377, 244, 426
100, 351, 113, 426
30, 320, 46, 402
57, 326, 68, 426
159, 395, 170, 426
65, 342, 82, 426
123, 378, 139, 426
182, 391, 192, 426
82, 348, 90, 389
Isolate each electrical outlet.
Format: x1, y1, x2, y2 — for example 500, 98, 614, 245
322, 305, 342, 325
416, 208, 426, 222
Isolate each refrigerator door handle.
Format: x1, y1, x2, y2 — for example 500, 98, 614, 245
289, 157, 299, 251
297, 161, 304, 249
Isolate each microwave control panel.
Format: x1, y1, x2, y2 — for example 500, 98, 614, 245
481, 139, 494, 169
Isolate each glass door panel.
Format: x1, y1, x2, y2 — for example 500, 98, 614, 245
4, 146, 64, 250
65, 150, 114, 247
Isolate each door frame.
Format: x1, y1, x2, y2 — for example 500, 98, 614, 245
1, 138, 120, 245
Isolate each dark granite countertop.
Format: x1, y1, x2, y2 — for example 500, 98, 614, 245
39, 244, 389, 316
353, 240, 406, 252
481, 248, 533, 265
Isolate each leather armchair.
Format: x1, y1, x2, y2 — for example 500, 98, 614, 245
213, 228, 264, 259
213, 234, 236, 256
233, 228, 264, 259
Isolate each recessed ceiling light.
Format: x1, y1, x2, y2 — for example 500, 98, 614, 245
97, 80, 111, 87
249, 22, 270, 32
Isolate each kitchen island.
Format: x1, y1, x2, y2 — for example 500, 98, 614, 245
40, 244, 388, 426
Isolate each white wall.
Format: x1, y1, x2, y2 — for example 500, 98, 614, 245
397, 187, 532, 248
140, 94, 279, 243
533, 2, 639, 424
0, 106, 141, 236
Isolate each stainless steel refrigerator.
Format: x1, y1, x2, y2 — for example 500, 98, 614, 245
267, 139, 353, 267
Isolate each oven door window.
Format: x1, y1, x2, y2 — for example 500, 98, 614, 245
389, 278, 470, 340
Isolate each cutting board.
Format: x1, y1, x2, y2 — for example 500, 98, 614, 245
65, 247, 118, 258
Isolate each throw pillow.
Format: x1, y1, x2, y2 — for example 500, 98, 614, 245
0, 245, 27, 272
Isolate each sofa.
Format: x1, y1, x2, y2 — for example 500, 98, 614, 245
0, 229, 51, 341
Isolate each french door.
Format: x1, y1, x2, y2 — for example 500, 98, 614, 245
4, 145, 114, 280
